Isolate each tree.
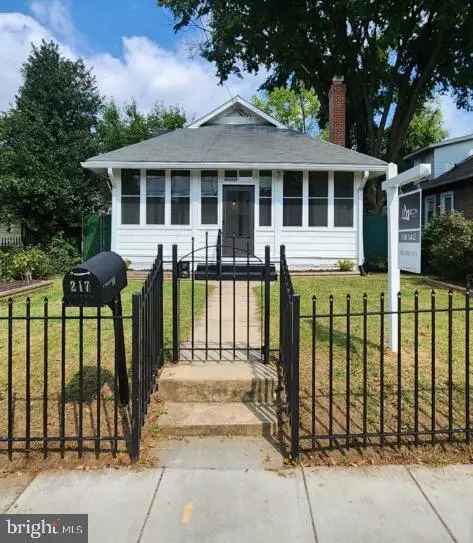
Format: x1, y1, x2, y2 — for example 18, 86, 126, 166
251, 85, 320, 134
96, 100, 187, 153
0, 40, 104, 242
398, 102, 448, 163
159, 0, 473, 162
365, 102, 448, 212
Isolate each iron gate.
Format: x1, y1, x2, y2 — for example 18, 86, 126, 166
171, 231, 276, 362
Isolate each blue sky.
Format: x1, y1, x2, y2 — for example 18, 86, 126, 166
0, 0, 472, 139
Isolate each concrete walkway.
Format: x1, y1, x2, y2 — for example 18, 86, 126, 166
180, 281, 262, 361
2, 439, 472, 543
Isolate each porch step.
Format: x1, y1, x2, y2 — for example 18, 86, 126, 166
158, 402, 277, 437
193, 263, 277, 281
159, 361, 278, 403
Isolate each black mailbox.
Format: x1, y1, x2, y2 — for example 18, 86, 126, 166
63, 251, 127, 307
63, 251, 130, 411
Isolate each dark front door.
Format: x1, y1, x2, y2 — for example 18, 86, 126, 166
222, 185, 254, 257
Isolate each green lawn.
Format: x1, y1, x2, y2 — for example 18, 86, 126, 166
263, 274, 472, 448
0, 277, 206, 449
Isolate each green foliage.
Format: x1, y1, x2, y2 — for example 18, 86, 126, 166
10, 247, 52, 280
96, 99, 187, 153
338, 259, 355, 272
401, 103, 448, 159
160, 0, 473, 161
423, 212, 473, 281
0, 249, 16, 281
47, 233, 81, 273
251, 85, 320, 134
0, 41, 105, 242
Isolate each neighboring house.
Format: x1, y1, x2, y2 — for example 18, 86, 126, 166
82, 78, 389, 269
404, 134, 473, 225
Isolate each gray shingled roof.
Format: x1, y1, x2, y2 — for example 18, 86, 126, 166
83, 125, 387, 167
421, 155, 473, 190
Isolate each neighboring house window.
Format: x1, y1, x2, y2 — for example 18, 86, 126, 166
424, 195, 436, 225
283, 171, 303, 226
121, 169, 140, 224
308, 171, 328, 227
146, 170, 165, 224
334, 172, 354, 227
201, 170, 218, 224
259, 171, 272, 227
440, 191, 454, 214
171, 170, 190, 224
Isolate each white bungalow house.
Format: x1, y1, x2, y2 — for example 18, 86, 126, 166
82, 78, 391, 269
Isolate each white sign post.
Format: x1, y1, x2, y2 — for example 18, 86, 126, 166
382, 163, 431, 352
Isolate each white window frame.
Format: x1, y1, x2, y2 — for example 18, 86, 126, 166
424, 194, 436, 225
440, 191, 454, 214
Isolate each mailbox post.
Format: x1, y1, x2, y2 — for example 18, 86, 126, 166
63, 251, 130, 406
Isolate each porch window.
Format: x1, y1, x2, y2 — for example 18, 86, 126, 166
171, 170, 190, 225
201, 170, 218, 224
283, 171, 303, 226
259, 171, 272, 227
146, 170, 165, 224
334, 172, 354, 227
121, 169, 140, 224
308, 171, 328, 227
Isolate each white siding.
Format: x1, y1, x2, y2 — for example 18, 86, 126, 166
112, 168, 361, 270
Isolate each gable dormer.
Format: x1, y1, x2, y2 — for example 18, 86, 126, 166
188, 95, 286, 129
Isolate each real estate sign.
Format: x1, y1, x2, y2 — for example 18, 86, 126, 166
399, 189, 422, 273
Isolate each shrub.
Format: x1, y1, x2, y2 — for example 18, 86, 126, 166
10, 247, 52, 279
423, 212, 473, 281
338, 259, 355, 272
0, 248, 17, 280
47, 232, 80, 273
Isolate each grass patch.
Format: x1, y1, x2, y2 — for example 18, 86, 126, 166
261, 274, 472, 450
0, 277, 206, 454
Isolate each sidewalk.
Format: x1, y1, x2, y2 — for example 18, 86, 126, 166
1, 438, 472, 543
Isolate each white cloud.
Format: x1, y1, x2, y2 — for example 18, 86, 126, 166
0, 4, 266, 120
438, 94, 473, 139
89, 36, 266, 120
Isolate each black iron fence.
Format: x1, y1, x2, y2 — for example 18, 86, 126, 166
296, 287, 472, 453
278, 246, 300, 459
171, 231, 274, 362
0, 297, 131, 459
130, 246, 164, 461
0, 247, 164, 461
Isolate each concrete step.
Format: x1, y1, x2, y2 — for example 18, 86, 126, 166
159, 361, 278, 403
158, 402, 277, 437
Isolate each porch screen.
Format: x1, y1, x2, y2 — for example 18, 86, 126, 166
283, 171, 303, 226
146, 170, 165, 224
334, 172, 354, 227
171, 170, 190, 225
201, 170, 218, 224
259, 171, 272, 226
121, 169, 140, 224
308, 171, 328, 226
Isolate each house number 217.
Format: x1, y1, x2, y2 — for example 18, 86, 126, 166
70, 280, 90, 293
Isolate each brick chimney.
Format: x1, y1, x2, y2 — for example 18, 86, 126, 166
328, 76, 346, 146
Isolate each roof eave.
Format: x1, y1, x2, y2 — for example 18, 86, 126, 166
82, 160, 388, 172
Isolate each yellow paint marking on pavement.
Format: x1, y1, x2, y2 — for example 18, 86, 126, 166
181, 502, 193, 525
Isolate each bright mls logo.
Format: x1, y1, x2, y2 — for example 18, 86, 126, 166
0, 514, 87, 542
